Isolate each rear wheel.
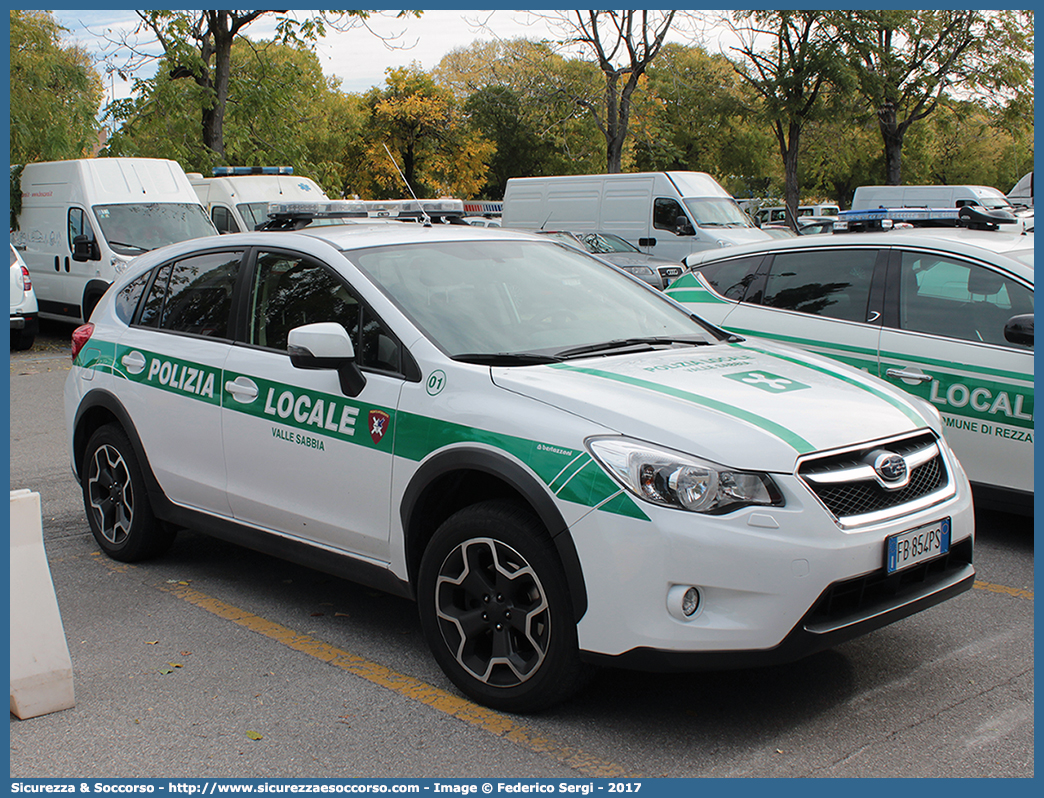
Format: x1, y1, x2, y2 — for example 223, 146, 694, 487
417, 500, 586, 713
82, 424, 176, 562
10, 328, 34, 351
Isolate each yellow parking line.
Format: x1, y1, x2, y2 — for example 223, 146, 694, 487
132, 570, 636, 778
974, 580, 1033, 601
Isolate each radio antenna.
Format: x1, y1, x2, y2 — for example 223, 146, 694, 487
383, 143, 431, 227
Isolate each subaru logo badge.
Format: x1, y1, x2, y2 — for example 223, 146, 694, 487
874, 452, 908, 485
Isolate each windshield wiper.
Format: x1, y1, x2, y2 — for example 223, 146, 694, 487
554, 336, 710, 360
107, 240, 150, 253
452, 352, 563, 366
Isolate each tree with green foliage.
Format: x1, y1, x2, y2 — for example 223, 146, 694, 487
9, 10, 104, 164
636, 43, 777, 198
436, 38, 606, 179
125, 10, 416, 160
538, 11, 676, 173
728, 11, 847, 228
463, 86, 546, 199
105, 38, 364, 196
832, 10, 1034, 185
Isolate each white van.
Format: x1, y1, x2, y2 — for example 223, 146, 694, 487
188, 166, 330, 233
851, 184, 1016, 212
502, 172, 770, 261
1007, 172, 1033, 208
11, 158, 217, 323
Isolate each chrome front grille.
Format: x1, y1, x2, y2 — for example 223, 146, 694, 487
798, 431, 954, 526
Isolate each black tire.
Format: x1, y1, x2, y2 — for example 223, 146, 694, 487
417, 500, 587, 713
10, 329, 34, 351
81, 424, 176, 562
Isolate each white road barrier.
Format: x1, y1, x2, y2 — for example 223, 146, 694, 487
9, 489, 76, 719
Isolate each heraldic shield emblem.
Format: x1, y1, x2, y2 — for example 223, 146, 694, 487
369, 409, 391, 444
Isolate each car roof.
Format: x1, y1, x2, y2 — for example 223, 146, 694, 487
686, 227, 1034, 282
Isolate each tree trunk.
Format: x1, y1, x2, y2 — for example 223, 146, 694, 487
877, 100, 903, 185
778, 121, 802, 230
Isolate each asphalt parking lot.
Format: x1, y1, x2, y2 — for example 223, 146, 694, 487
8, 321, 1035, 779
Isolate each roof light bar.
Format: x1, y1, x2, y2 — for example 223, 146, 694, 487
213, 166, 294, 176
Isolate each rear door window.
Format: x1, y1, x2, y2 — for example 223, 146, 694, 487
762, 249, 878, 323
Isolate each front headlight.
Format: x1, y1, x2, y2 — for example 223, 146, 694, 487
587, 436, 783, 514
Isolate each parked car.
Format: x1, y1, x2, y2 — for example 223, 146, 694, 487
667, 226, 1033, 513
532, 229, 684, 288
760, 225, 799, 239
66, 222, 974, 712
10, 244, 38, 351
463, 216, 501, 228
794, 216, 836, 235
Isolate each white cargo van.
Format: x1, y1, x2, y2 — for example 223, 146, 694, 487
851, 184, 1016, 212
502, 172, 770, 261
11, 158, 217, 323
188, 166, 330, 233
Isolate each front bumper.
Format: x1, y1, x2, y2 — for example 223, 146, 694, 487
582, 536, 974, 671
568, 451, 975, 661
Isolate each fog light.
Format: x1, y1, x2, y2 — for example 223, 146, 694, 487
667, 584, 702, 621
681, 587, 700, 617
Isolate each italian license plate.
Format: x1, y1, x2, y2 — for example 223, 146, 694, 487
886, 518, 950, 574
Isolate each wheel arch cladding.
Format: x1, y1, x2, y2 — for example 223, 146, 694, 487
400, 447, 589, 623
73, 390, 163, 501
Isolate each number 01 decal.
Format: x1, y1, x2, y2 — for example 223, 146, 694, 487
426, 369, 447, 396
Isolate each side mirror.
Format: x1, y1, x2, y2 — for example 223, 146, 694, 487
1004, 314, 1034, 347
288, 322, 367, 396
72, 235, 100, 262
674, 215, 695, 237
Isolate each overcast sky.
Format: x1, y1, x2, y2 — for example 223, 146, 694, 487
53, 9, 722, 101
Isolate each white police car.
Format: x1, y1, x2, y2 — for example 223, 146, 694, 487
65, 221, 975, 712
667, 216, 1033, 513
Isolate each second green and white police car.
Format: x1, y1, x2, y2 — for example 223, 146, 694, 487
66, 222, 974, 712
667, 223, 1033, 514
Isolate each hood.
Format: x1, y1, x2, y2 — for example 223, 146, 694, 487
705, 227, 773, 246
600, 252, 679, 268
491, 340, 932, 474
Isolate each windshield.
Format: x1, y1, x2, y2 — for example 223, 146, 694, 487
94, 204, 217, 255
349, 240, 721, 359
576, 233, 639, 254
975, 196, 1015, 211
682, 198, 755, 228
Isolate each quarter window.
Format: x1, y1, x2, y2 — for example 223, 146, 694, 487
114, 273, 150, 324
762, 249, 877, 323
696, 256, 764, 302
898, 253, 1033, 348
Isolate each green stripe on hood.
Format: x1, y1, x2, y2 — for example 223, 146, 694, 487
551, 363, 815, 453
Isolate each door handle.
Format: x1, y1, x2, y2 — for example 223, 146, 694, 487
120, 351, 147, 375
885, 368, 932, 383
225, 376, 259, 402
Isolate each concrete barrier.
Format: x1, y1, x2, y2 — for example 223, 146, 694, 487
10, 489, 76, 719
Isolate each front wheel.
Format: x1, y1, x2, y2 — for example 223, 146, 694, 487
417, 500, 586, 713
82, 424, 176, 562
